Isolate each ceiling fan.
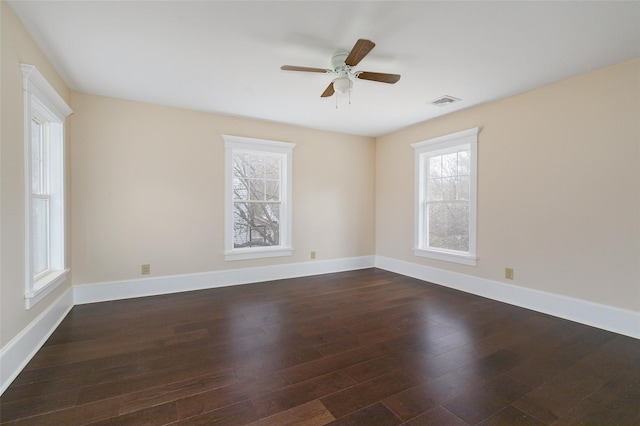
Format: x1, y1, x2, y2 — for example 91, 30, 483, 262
280, 39, 401, 98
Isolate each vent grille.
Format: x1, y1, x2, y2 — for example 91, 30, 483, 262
429, 95, 461, 107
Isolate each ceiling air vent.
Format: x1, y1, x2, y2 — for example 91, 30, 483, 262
429, 95, 461, 107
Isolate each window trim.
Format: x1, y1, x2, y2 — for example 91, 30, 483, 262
223, 135, 295, 261
22, 64, 72, 309
411, 127, 479, 266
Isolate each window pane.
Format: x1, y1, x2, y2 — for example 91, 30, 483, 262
249, 178, 266, 201
429, 156, 442, 178
458, 150, 470, 175
265, 156, 281, 179
442, 153, 458, 177
265, 180, 280, 201
428, 178, 443, 201
458, 176, 470, 200
249, 155, 265, 178
31, 119, 44, 194
442, 177, 457, 200
428, 202, 469, 252
233, 202, 280, 248
233, 153, 250, 178
233, 177, 249, 200
32, 197, 49, 275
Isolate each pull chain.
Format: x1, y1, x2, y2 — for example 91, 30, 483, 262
334, 89, 352, 109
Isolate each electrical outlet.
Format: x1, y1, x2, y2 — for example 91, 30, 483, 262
505, 267, 514, 280
141, 264, 150, 275
310, 251, 316, 260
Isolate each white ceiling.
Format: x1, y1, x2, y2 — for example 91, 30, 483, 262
9, 1, 640, 137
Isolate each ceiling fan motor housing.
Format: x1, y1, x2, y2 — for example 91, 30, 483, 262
331, 52, 350, 71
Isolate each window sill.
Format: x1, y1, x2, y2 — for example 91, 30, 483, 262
413, 248, 477, 266
225, 247, 293, 261
25, 268, 70, 309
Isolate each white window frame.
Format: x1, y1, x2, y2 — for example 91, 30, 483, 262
22, 64, 72, 309
223, 135, 295, 261
412, 127, 479, 266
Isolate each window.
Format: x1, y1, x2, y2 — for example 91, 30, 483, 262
223, 135, 295, 260
412, 128, 478, 266
21, 64, 72, 308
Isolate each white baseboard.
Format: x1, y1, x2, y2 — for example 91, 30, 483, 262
375, 255, 640, 339
0, 287, 74, 395
74, 255, 376, 305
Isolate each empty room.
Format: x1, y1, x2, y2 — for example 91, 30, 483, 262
1, 1, 639, 425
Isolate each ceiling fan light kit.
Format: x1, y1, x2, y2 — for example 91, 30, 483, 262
281, 39, 401, 102
332, 76, 352, 94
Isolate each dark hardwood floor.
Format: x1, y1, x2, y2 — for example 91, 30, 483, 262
1, 268, 639, 425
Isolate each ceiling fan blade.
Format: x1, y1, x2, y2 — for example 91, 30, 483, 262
356, 71, 401, 84
344, 39, 376, 67
281, 65, 329, 73
321, 82, 335, 97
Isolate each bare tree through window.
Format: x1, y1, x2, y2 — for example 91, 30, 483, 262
426, 149, 470, 252
232, 152, 282, 248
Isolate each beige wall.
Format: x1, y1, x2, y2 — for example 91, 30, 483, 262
70, 92, 376, 285
376, 58, 640, 312
1, 1, 72, 347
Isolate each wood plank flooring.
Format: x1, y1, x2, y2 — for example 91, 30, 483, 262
1, 268, 639, 425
